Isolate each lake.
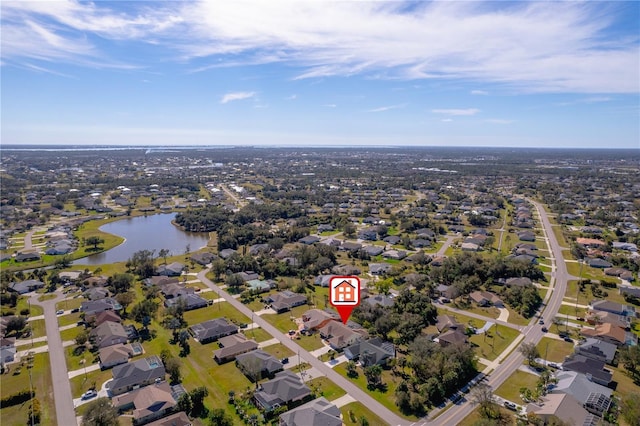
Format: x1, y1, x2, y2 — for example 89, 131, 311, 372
73, 213, 209, 265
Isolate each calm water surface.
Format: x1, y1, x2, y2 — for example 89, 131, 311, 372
73, 213, 209, 265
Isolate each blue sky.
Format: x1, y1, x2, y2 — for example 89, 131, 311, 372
1, 1, 639, 148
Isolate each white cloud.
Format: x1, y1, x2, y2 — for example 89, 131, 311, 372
286, 94, 297, 100
323, 104, 337, 108
220, 91, 256, 104
471, 90, 489, 95
1, 1, 638, 93
368, 104, 405, 113
441, 118, 454, 122
432, 108, 480, 116
556, 96, 613, 106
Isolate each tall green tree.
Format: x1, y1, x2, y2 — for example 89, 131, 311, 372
81, 397, 118, 426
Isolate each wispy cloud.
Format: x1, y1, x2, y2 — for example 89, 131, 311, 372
368, 104, 406, 113
441, 118, 454, 122
1, 1, 637, 93
286, 94, 297, 100
323, 104, 337, 108
471, 90, 489, 95
432, 108, 480, 116
556, 96, 613, 106
220, 91, 256, 104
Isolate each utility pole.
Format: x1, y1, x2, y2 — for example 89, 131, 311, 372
576, 259, 583, 318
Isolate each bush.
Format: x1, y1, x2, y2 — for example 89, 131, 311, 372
20, 308, 30, 316
1, 389, 35, 407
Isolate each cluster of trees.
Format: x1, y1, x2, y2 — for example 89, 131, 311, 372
395, 336, 477, 415
500, 284, 542, 318
176, 386, 210, 418
353, 288, 437, 345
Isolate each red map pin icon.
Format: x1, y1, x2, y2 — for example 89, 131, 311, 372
329, 276, 360, 324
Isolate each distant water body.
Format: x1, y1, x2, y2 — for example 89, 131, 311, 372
73, 213, 209, 266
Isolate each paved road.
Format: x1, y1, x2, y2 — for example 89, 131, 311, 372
30, 291, 77, 426
197, 270, 408, 426
436, 303, 521, 331
430, 199, 568, 425
436, 235, 456, 257
23, 229, 36, 251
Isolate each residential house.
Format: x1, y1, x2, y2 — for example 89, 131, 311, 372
585, 310, 630, 329
525, 393, 590, 426
189, 318, 237, 344
143, 276, 179, 288
343, 338, 395, 367
581, 323, 635, 347
94, 310, 122, 327
81, 298, 122, 317
112, 381, 176, 425
590, 300, 636, 317
157, 262, 184, 277
236, 349, 284, 380
190, 252, 217, 266
364, 294, 394, 308
145, 412, 191, 426
213, 334, 259, 363
382, 249, 406, 260
249, 244, 270, 256
218, 249, 237, 259
298, 236, 320, 245
517, 231, 536, 242
576, 238, 607, 248
164, 294, 207, 311
620, 286, 640, 299
587, 258, 613, 269
314, 275, 333, 288
91, 321, 129, 349
159, 282, 194, 299
461, 242, 480, 252
319, 321, 367, 350
505, 277, 533, 287
562, 355, 613, 386
551, 371, 613, 417
358, 228, 378, 241
108, 356, 166, 396
301, 309, 339, 331
0, 337, 16, 363
436, 315, 462, 333
331, 264, 361, 275
99, 343, 134, 369
469, 291, 502, 307
574, 339, 618, 364
8, 279, 44, 294
253, 370, 311, 411
437, 329, 468, 347
317, 224, 335, 233
279, 397, 341, 426
15, 252, 41, 262
383, 236, 401, 245
246, 279, 275, 293
363, 245, 384, 256
265, 291, 307, 313
84, 287, 111, 301
369, 263, 392, 275
340, 242, 362, 252
238, 271, 260, 282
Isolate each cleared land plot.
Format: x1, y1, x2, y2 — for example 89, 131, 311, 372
494, 370, 539, 404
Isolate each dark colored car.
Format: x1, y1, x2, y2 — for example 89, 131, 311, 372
541, 327, 548, 332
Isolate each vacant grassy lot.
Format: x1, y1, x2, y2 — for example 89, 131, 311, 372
0, 353, 56, 426
536, 337, 574, 363
341, 401, 393, 426
261, 305, 309, 333
29, 319, 47, 338
307, 376, 346, 401
260, 343, 294, 359
469, 325, 521, 361
58, 312, 83, 327
65, 344, 99, 372
458, 405, 516, 426
56, 297, 84, 312
495, 370, 539, 403
183, 301, 250, 326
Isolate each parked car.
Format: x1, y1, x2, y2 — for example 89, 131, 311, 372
281, 357, 289, 364
70, 308, 80, 313
81, 390, 97, 400
504, 401, 517, 410
56, 310, 64, 315
563, 337, 573, 343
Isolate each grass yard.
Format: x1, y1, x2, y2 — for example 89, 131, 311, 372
0, 353, 56, 426
65, 344, 99, 372
494, 370, 540, 404
334, 363, 417, 421
307, 376, 346, 401
60, 327, 82, 342
341, 401, 391, 426
469, 324, 521, 362
260, 343, 294, 359
58, 312, 83, 327
56, 297, 84, 311
261, 305, 309, 333
73, 217, 125, 259
70, 367, 113, 398
38, 294, 57, 302
183, 301, 250, 326
557, 304, 587, 318
458, 406, 515, 426
28, 319, 46, 338
536, 337, 574, 363
294, 333, 325, 352
243, 327, 272, 343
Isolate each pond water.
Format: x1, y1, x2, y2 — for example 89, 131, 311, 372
73, 213, 209, 265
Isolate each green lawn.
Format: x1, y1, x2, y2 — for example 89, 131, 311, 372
260, 343, 294, 359
557, 304, 587, 318
0, 353, 56, 426
60, 327, 82, 342
70, 367, 113, 398
294, 333, 325, 352
243, 327, 272, 343
469, 324, 521, 361
334, 363, 417, 421
261, 305, 309, 333
536, 337, 574, 363
307, 376, 347, 401
494, 370, 539, 404
58, 312, 82, 327
38, 294, 57, 302
341, 401, 390, 426
73, 217, 126, 260
65, 344, 99, 372
56, 297, 84, 311
183, 301, 250, 327
458, 405, 515, 426
28, 319, 46, 339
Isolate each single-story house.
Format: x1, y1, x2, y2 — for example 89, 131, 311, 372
164, 294, 208, 311
108, 356, 166, 396
590, 300, 636, 317
218, 249, 237, 259
190, 252, 217, 266
319, 321, 367, 350
9, 280, 44, 294
574, 338, 618, 364
264, 291, 307, 314
236, 349, 284, 381
526, 393, 591, 426
145, 412, 191, 426
581, 323, 635, 347
562, 355, 613, 387
82, 298, 122, 317
437, 329, 468, 347
551, 371, 612, 417
369, 263, 392, 275
112, 381, 176, 425
587, 258, 613, 269
189, 318, 237, 344
253, 370, 311, 411
301, 309, 340, 331
298, 236, 321, 245
382, 250, 406, 260
213, 334, 258, 364
91, 321, 129, 349
436, 315, 461, 333
99, 343, 134, 369
15, 251, 41, 262
157, 262, 185, 277
343, 338, 395, 367
0, 337, 16, 364
279, 397, 341, 426
246, 279, 275, 293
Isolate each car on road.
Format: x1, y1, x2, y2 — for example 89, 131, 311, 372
81, 390, 97, 400
56, 310, 64, 315
504, 401, 517, 410
538, 319, 544, 325
541, 327, 548, 332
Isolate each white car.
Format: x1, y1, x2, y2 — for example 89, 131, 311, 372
81, 390, 97, 400
56, 310, 64, 315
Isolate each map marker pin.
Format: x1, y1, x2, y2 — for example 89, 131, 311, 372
329, 276, 361, 324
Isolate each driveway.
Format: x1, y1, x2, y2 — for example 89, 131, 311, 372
29, 290, 77, 426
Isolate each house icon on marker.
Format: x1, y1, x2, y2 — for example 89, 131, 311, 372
333, 279, 357, 303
